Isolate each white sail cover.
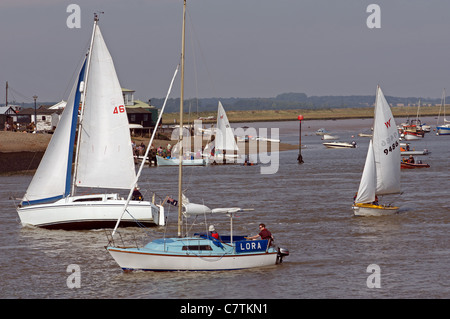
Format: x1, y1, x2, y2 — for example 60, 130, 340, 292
21, 60, 86, 205
215, 101, 238, 151
75, 25, 136, 189
372, 87, 401, 195
355, 140, 376, 204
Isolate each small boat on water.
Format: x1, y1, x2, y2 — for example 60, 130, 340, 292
16, 14, 164, 229
156, 155, 206, 166
353, 86, 401, 217
315, 128, 328, 136
401, 157, 430, 169
321, 134, 339, 140
323, 141, 357, 148
203, 101, 242, 164
401, 161, 430, 169
400, 143, 430, 156
436, 89, 450, 135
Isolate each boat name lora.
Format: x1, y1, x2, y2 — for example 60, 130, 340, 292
236, 240, 267, 253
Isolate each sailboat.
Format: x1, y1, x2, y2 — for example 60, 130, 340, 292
204, 101, 241, 164
106, 1, 289, 271
352, 86, 401, 216
156, 140, 206, 166
436, 89, 450, 135
16, 14, 164, 229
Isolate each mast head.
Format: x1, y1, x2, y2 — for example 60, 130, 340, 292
94, 11, 104, 22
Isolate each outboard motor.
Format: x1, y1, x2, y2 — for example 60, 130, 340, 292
277, 247, 290, 264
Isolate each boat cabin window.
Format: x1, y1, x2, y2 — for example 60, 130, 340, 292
182, 245, 212, 251
73, 197, 103, 202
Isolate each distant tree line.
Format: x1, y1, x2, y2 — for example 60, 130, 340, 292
15, 92, 444, 112
149, 92, 444, 113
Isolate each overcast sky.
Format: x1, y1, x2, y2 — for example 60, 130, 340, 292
1, 0, 450, 104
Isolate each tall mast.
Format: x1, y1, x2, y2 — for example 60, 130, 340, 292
71, 13, 99, 195
177, 0, 187, 237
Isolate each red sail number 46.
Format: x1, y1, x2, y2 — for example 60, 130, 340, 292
113, 105, 125, 114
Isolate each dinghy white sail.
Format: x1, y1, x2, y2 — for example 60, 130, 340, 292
352, 86, 401, 216
16, 14, 164, 229
204, 101, 240, 164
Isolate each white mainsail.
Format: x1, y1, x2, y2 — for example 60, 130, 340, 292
75, 25, 136, 190
372, 86, 401, 195
215, 101, 238, 152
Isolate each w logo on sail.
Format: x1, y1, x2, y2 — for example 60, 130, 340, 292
384, 118, 392, 128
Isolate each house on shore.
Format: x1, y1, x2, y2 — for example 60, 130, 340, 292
122, 88, 159, 137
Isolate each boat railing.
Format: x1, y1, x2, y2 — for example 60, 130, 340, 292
104, 229, 142, 249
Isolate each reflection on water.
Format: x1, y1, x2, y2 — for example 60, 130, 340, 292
0, 119, 449, 298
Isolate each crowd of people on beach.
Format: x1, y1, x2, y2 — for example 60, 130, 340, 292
3, 122, 36, 132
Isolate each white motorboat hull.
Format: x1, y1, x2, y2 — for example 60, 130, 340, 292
403, 134, 421, 141
436, 125, 450, 135
323, 142, 356, 149
107, 247, 278, 271
17, 194, 164, 229
352, 204, 399, 217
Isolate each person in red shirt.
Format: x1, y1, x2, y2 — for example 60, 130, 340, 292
248, 223, 274, 245
209, 225, 220, 240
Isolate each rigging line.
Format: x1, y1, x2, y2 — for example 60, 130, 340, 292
186, 8, 218, 99
186, 10, 200, 114
112, 63, 180, 236
61, 40, 90, 101
9, 87, 33, 102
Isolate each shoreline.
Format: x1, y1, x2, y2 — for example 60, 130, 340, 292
1, 105, 440, 175
162, 105, 443, 124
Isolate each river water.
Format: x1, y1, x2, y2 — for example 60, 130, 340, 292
0, 117, 448, 300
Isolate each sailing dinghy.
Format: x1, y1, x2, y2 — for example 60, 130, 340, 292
204, 101, 241, 164
16, 15, 164, 229
106, 0, 289, 271
352, 86, 401, 216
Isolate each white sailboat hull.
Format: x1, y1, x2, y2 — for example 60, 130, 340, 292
107, 247, 278, 271
156, 155, 206, 166
17, 194, 164, 229
352, 204, 399, 217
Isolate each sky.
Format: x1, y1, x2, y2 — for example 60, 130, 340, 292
1, 0, 450, 104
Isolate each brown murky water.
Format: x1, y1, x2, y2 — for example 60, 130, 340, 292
0, 118, 448, 299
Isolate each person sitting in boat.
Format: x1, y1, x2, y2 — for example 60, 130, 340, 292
132, 187, 143, 201
407, 155, 415, 163
247, 223, 274, 245
209, 225, 220, 241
